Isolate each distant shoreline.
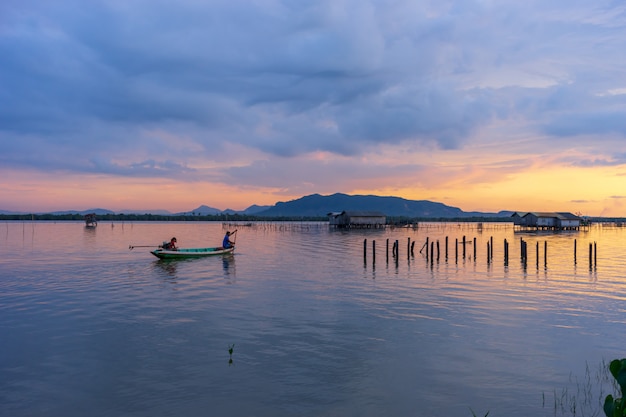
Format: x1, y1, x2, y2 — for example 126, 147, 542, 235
2, 213, 625, 224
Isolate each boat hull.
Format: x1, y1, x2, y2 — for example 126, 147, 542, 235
151, 246, 234, 259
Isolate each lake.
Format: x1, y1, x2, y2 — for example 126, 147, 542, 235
1, 221, 625, 417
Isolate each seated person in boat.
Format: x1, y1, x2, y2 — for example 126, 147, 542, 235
163, 237, 178, 251
222, 230, 236, 249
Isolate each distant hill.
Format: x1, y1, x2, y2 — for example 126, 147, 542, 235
182, 205, 222, 215
50, 208, 116, 215
255, 193, 505, 218
0, 194, 511, 218
186, 204, 271, 216
242, 204, 272, 215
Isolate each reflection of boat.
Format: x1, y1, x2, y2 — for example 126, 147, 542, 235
84, 213, 97, 227
151, 246, 235, 259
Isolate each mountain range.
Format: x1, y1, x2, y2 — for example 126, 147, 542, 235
256, 193, 509, 217
0, 193, 511, 218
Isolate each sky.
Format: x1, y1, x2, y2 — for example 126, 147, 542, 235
1, 0, 626, 216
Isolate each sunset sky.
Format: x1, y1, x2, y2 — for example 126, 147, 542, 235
2, 1, 626, 216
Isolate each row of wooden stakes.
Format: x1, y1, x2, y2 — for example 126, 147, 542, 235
363, 237, 598, 268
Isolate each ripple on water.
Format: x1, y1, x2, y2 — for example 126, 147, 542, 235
1, 222, 626, 417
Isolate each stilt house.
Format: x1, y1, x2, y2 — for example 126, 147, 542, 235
511, 212, 581, 230
328, 211, 386, 228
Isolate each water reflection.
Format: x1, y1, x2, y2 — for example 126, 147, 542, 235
228, 343, 235, 366
153, 259, 178, 278
2, 221, 626, 417
222, 254, 236, 281
82, 224, 97, 250
150, 254, 237, 282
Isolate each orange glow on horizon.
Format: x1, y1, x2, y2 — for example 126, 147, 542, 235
2, 160, 625, 217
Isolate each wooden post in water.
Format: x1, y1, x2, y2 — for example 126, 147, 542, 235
445, 236, 449, 260
436, 240, 440, 262
594, 241, 597, 267
430, 242, 435, 264
395, 240, 399, 267
504, 238, 509, 266
407, 238, 410, 259
363, 239, 367, 265
473, 237, 477, 260
411, 241, 415, 256
524, 241, 528, 265
544, 241, 547, 268
455, 238, 458, 263
490, 236, 494, 261
574, 239, 577, 264
487, 241, 491, 264
386, 239, 389, 263
589, 242, 592, 269
536, 241, 539, 269
372, 240, 376, 266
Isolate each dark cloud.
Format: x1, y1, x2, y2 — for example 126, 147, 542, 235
544, 111, 626, 137
1, 0, 626, 184
335, 85, 492, 150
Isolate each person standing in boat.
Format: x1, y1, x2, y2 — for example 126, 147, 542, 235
222, 230, 236, 249
163, 237, 178, 251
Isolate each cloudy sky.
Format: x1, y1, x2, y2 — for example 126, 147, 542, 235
1, 0, 626, 215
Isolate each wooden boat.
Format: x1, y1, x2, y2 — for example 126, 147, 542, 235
150, 246, 235, 259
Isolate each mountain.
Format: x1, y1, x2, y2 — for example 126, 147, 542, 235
242, 204, 272, 214
0, 194, 510, 218
222, 205, 273, 215
183, 205, 222, 215
255, 193, 504, 218
50, 208, 116, 215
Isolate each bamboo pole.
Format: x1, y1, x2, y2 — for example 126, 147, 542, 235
373, 240, 376, 266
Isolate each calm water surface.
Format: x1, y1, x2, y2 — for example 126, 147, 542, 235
1, 221, 625, 417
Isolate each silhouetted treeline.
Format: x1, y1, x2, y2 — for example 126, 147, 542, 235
1, 214, 516, 223
0, 213, 327, 222
1, 213, 624, 224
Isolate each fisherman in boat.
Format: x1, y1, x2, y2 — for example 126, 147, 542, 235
222, 230, 236, 249
163, 237, 178, 251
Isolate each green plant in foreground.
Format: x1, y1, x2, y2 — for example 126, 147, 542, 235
604, 359, 626, 417
543, 358, 619, 417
